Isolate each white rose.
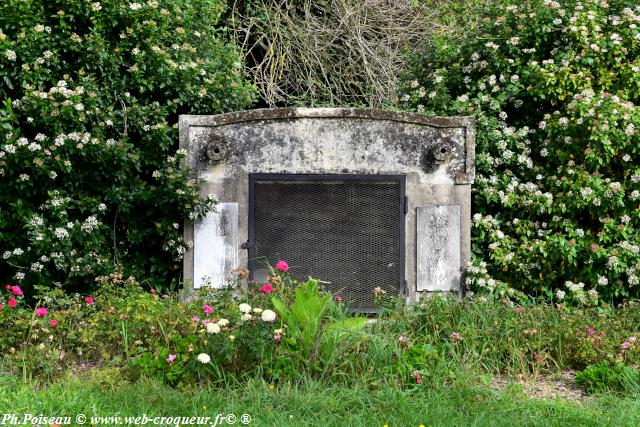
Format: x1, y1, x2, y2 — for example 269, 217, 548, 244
241, 313, 252, 321
206, 323, 220, 334
196, 353, 211, 364
239, 303, 252, 313
252, 307, 263, 314
217, 318, 230, 327
261, 310, 277, 322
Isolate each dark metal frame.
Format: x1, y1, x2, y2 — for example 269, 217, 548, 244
247, 173, 406, 305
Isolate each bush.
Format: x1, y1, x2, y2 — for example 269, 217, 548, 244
228, 0, 436, 108
0, 0, 254, 294
401, 0, 640, 302
576, 362, 640, 394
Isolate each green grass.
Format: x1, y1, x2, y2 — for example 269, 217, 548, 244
1, 373, 640, 427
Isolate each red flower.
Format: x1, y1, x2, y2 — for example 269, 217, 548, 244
8, 298, 17, 308
11, 285, 22, 295
275, 260, 289, 272
335, 295, 343, 302
259, 284, 274, 294
84, 296, 95, 305
35, 307, 48, 317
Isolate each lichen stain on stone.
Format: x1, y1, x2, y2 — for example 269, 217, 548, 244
184, 110, 474, 186
192, 118, 465, 183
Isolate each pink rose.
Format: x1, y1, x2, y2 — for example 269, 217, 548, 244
259, 284, 274, 294
621, 341, 632, 349
411, 370, 423, 384
167, 354, 176, 363
8, 298, 17, 308
586, 328, 595, 336
84, 296, 95, 305
335, 295, 343, 302
50, 319, 58, 327
11, 285, 22, 295
192, 316, 201, 322
35, 307, 48, 317
274, 334, 282, 342
203, 304, 213, 315
275, 260, 289, 272
0, 303, 2, 310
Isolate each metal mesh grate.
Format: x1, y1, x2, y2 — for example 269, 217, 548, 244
249, 175, 404, 311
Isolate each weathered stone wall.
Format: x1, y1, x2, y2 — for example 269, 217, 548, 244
180, 108, 475, 303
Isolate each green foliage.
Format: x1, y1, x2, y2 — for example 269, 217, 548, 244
576, 362, 640, 394
3, 265, 640, 389
87, 366, 129, 392
271, 278, 330, 359
401, 0, 640, 302
271, 278, 366, 375
0, 0, 255, 294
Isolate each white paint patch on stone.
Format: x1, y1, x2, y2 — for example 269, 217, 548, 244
193, 203, 238, 289
416, 206, 460, 291
430, 165, 454, 184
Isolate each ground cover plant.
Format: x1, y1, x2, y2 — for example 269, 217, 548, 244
401, 0, 640, 302
0, 0, 254, 295
1, 261, 639, 390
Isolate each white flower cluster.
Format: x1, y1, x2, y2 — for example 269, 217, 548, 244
81, 216, 99, 233
565, 281, 584, 292
54, 227, 69, 240
29, 215, 44, 228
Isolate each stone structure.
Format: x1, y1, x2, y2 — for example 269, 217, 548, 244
180, 108, 475, 305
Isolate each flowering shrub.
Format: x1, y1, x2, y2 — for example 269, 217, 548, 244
401, 0, 640, 302
132, 269, 363, 385
0, 0, 254, 293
